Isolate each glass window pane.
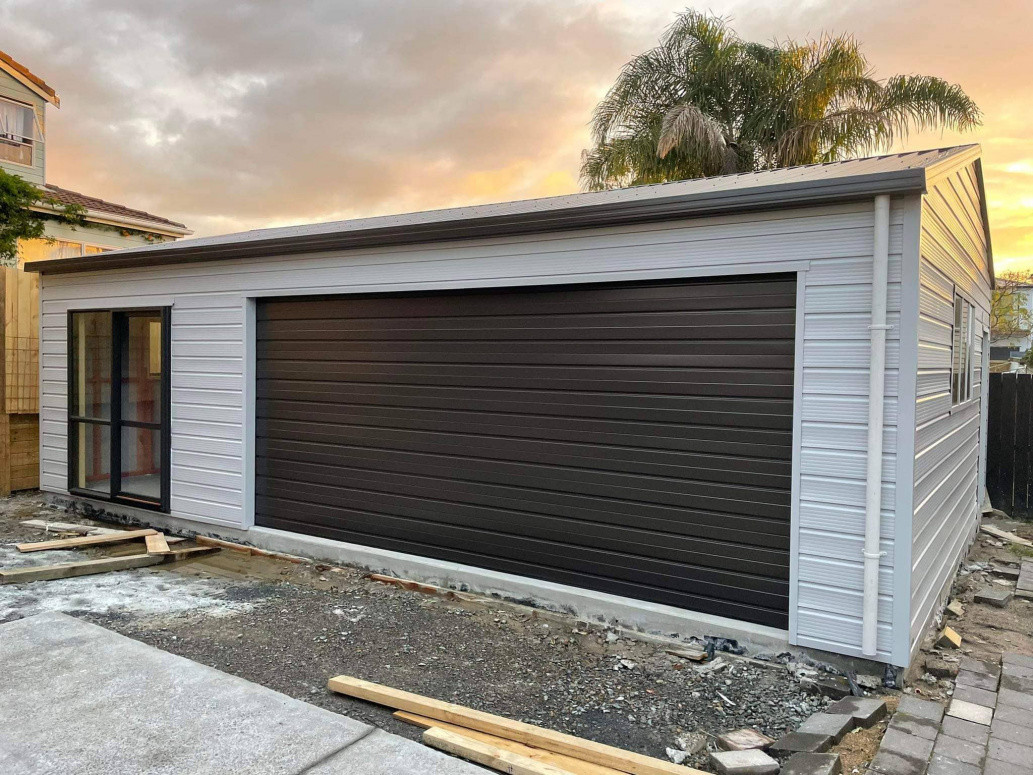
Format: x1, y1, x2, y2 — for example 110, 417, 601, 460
72, 312, 112, 419
74, 422, 110, 493
121, 314, 163, 424
119, 426, 162, 501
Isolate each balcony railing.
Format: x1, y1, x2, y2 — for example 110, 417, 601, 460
0, 137, 32, 166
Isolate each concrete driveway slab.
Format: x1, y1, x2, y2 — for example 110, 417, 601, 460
0, 613, 485, 774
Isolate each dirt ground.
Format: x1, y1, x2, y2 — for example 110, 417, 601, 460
0, 492, 898, 771
909, 514, 1033, 700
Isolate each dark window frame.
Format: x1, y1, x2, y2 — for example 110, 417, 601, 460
67, 307, 171, 512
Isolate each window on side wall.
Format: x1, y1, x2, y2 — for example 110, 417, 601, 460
951, 292, 975, 405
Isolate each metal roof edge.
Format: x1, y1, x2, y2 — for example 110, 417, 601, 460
26, 167, 928, 275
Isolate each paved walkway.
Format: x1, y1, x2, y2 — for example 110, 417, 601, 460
870, 653, 1033, 775
0, 613, 486, 774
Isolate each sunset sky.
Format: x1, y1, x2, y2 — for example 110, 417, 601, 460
3, 0, 1030, 270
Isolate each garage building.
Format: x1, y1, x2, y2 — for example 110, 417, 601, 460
28, 144, 993, 669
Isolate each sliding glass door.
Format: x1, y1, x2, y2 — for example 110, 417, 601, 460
68, 308, 170, 511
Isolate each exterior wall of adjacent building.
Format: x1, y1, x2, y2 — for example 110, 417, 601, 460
38, 199, 914, 663
908, 160, 993, 662
0, 69, 46, 185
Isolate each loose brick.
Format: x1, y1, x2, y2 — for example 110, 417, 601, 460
781, 752, 842, 775
709, 748, 780, 775
825, 696, 888, 728
797, 713, 855, 744
999, 687, 1033, 711
898, 695, 946, 723
945, 698, 993, 726
955, 669, 999, 692
952, 684, 998, 708
890, 713, 940, 741
932, 734, 985, 766
716, 728, 774, 751
991, 717, 1033, 747
927, 755, 981, 775
940, 716, 989, 745
1003, 652, 1033, 670
989, 737, 1033, 767
959, 656, 1000, 679
769, 732, 833, 754
974, 587, 1014, 608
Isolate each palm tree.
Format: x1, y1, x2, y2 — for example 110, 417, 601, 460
581, 11, 981, 190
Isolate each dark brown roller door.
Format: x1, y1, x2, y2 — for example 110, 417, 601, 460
255, 275, 796, 627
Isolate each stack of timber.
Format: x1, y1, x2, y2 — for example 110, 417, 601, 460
328, 675, 710, 775
1, 525, 218, 584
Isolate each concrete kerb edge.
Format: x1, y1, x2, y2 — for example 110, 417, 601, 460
45, 493, 885, 672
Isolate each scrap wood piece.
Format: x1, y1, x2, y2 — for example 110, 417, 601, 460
328, 675, 709, 775
21, 519, 121, 536
194, 535, 306, 563
16, 528, 158, 553
665, 647, 707, 662
980, 524, 1033, 547
424, 726, 576, 775
368, 573, 460, 599
0, 553, 165, 584
145, 533, 171, 555
0, 546, 220, 585
395, 712, 624, 775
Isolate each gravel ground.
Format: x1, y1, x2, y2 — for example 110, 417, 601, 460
0, 492, 854, 770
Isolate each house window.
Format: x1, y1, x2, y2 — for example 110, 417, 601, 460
951, 293, 975, 405
0, 97, 39, 167
68, 308, 170, 511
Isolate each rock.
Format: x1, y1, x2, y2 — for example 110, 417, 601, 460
936, 626, 962, 649
676, 731, 708, 755
945, 599, 965, 617
717, 728, 775, 751
782, 752, 843, 775
709, 748, 780, 775
855, 673, 881, 691
973, 587, 1013, 608
666, 747, 689, 764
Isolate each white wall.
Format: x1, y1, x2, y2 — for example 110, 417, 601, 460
909, 161, 992, 660
38, 199, 910, 663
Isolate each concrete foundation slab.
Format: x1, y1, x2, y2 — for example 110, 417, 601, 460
0, 613, 486, 775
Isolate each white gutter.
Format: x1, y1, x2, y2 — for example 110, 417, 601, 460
863, 194, 891, 657
30, 204, 193, 238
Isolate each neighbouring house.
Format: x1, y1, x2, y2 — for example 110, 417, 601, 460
0, 48, 189, 493
989, 282, 1033, 361
27, 144, 992, 672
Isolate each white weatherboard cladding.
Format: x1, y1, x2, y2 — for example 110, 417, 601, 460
39, 199, 908, 662
909, 162, 992, 658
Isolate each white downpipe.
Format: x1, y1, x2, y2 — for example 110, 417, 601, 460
863, 194, 891, 657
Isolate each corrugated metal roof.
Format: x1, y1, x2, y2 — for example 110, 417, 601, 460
27, 145, 981, 274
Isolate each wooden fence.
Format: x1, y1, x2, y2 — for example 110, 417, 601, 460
987, 372, 1033, 517
0, 263, 40, 495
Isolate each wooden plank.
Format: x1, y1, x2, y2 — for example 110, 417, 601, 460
145, 533, 171, 554
16, 528, 157, 553
327, 676, 708, 775
0, 553, 165, 584
395, 713, 624, 775
21, 519, 124, 536
981, 524, 1033, 547
423, 727, 576, 775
